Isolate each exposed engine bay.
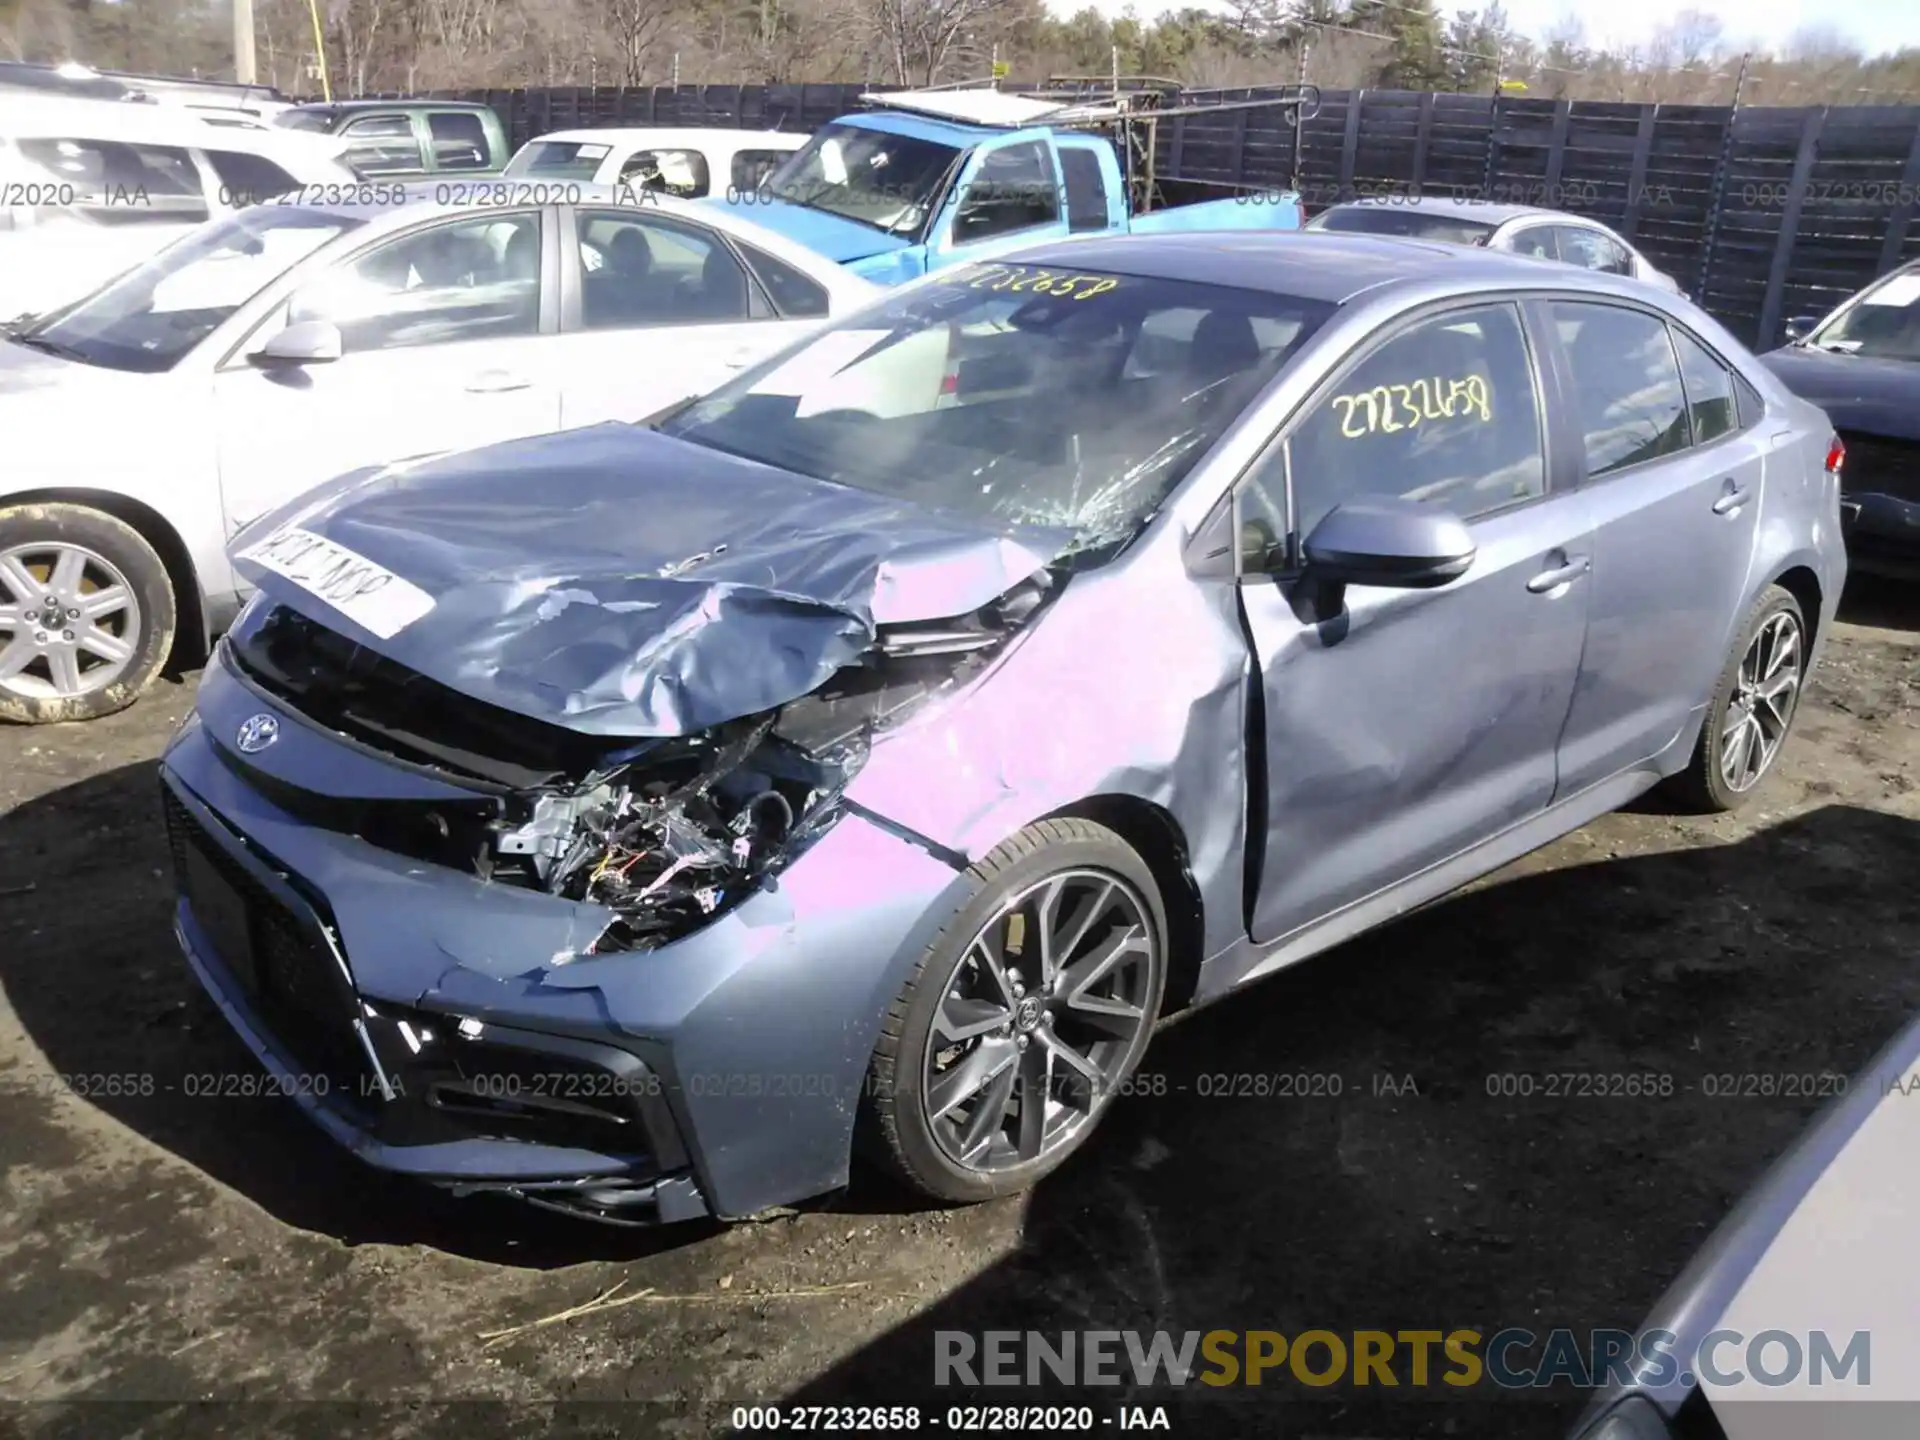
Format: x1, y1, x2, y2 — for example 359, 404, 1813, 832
489, 710, 842, 951
227, 572, 1057, 954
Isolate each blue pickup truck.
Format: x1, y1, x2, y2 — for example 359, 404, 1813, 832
708, 86, 1312, 286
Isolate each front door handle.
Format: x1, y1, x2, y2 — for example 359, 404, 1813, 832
465, 369, 532, 393
1526, 555, 1591, 594
719, 347, 760, 371
1712, 482, 1752, 516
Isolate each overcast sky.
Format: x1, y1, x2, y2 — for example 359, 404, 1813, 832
1053, 0, 1920, 57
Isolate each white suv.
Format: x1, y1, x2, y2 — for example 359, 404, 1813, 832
0, 96, 359, 324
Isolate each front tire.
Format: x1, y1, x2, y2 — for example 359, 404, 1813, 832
1671, 584, 1807, 813
864, 818, 1168, 1204
0, 503, 176, 725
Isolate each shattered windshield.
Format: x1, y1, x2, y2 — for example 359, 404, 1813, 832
760, 122, 960, 237
658, 261, 1335, 552
1807, 267, 1920, 361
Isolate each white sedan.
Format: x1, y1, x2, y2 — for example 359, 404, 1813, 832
0, 181, 877, 724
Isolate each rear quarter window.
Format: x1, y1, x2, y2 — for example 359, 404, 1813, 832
202, 149, 299, 207
737, 241, 829, 318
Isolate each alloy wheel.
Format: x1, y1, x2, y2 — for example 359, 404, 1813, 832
1719, 609, 1802, 793
0, 542, 144, 703
921, 868, 1158, 1174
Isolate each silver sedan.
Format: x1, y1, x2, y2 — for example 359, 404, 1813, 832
1307, 196, 1684, 294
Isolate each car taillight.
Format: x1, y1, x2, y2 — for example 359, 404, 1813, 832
1826, 434, 1845, 476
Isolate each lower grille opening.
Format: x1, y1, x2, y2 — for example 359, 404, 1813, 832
359, 1005, 678, 1160
163, 787, 373, 1102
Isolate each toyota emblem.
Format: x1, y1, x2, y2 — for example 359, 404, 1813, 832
235, 713, 280, 754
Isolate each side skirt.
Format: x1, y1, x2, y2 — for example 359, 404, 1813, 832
1183, 762, 1671, 1012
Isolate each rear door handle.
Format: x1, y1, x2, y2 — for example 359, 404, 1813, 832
1526, 556, 1591, 594
465, 369, 532, 393
1712, 483, 1752, 516
719, 347, 760, 371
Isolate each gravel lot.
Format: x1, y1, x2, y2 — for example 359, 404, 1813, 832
2, 578, 1917, 1440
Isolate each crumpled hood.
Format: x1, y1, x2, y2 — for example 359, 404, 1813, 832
1760, 346, 1920, 441
700, 193, 914, 264
229, 423, 1070, 738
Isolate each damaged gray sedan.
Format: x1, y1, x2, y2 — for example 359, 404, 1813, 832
159, 233, 1846, 1225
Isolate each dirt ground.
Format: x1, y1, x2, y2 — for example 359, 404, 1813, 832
1, 578, 1917, 1440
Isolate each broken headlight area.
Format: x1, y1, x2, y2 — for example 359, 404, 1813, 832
222, 571, 1057, 953
492, 710, 854, 953
496, 573, 1056, 953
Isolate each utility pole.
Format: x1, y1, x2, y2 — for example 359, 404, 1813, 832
233, 0, 257, 84
1292, 40, 1310, 186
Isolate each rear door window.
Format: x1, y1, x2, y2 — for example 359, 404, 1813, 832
1555, 227, 1633, 276
1671, 327, 1739, 444
340, 114, 422, 176
1506, 225, 1558, 260
428, 113, 491, 172
575, 210, 751, 327
1058, 147, 1109, 233
1551, 301, 1691, 476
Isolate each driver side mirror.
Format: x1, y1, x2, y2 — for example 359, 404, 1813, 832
250, 319, 342, 368
1783, 315, 1819, 344
1289, 497, 1476, 615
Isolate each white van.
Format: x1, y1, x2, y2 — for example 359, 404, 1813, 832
501, 126, 806, 199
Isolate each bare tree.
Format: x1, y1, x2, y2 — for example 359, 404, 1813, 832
1665, 8, 1723, 68
866, 0, 1008, 84
604, 0, 671, 84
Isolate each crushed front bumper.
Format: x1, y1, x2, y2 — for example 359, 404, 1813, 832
159, 657, 969, 1224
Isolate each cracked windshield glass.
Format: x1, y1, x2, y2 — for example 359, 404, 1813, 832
658, 262, 1335, 553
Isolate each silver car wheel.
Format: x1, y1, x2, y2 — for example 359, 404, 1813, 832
0, 542, 143, 703
921, 868, 1158, 1174
1719, 610, 1802, 794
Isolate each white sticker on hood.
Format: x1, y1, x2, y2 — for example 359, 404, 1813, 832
238, 526, 435, 640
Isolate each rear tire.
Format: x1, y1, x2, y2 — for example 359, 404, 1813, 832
1669, 584, 1807, 813
0, 503, 175, 725
864, 818, 1167, 1205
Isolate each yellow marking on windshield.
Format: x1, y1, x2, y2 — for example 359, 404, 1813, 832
1331, 375, 1491, 438
961, 264, 1123, 300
